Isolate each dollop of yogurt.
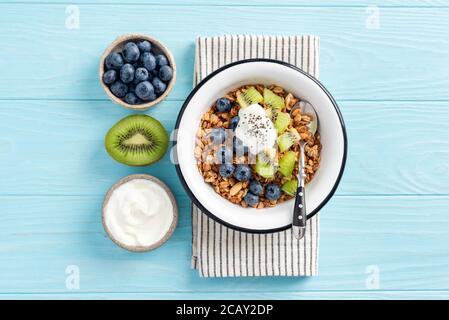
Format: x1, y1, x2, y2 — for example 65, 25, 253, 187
235, 103, 277, 154
104, 178, 174, 248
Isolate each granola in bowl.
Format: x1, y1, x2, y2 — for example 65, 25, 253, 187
195, 84, 321, 209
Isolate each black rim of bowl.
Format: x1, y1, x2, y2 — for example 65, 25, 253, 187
174, 58, 348, 234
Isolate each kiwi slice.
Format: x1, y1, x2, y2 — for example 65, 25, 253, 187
277, 128, 300, 152
282, 179, 298, 196
105, 114, 169, 166
278, 151, 296, 177
263, 88, 285, 109
258, 148, 277, 165
272, 110, 291, 134
255, 154, 276, 178
236, 87, 263, 108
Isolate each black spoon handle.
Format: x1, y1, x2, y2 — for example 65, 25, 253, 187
293, 185, 306, 228
292, 142, 306, 239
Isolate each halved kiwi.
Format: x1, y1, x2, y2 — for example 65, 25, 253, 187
105, 114, 169, 166
236, 87, 263, 108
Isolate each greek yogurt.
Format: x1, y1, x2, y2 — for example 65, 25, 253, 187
103, 178, 175, 248
235, 103, 277, 154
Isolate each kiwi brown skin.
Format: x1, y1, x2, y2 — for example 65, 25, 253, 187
104, 114, 169, 167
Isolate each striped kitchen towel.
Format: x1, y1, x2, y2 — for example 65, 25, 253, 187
192, 35, 320, 277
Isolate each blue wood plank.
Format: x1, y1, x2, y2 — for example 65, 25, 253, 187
0, 100, 448, 196
0, 195, 448, 294
0, 5, 448, 100
1, 1, 447, 6
3, 291, 449, 300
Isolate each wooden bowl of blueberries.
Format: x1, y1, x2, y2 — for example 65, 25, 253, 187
99, 34, 176, 110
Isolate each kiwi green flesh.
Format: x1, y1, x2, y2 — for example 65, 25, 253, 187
255, 156, 275, 178
273, 111, 291, 134
257, 148, 276, 165
277, 129, 300, 152
278, 151, 296, 177
282, 179, 298, 196
277, 134, 294, 153
263, 88, 285, 109
237, 87, 263, 108
105, 114, 169, 166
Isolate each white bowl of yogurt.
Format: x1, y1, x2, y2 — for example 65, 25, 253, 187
175, 59, 347, 233
102, 174, 178, 252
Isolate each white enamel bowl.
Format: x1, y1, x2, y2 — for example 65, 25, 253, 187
175, 59, 347, 233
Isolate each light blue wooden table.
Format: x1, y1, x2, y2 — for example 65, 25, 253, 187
1, 0, 449, 300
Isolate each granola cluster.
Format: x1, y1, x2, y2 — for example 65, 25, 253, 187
195, 84, 321, 208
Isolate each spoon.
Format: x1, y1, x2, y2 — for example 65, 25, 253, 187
289, 101, 319, 239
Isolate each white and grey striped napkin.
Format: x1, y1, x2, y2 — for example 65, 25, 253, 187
192, 35, 320, 277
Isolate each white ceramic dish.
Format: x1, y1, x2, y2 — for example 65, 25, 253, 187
175, 59, 347, 233
102, 174, 178, 252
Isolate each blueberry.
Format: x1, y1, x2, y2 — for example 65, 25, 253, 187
123, 42, 140, 63
136, 40, 152, 53
150, 69, 158, 77
265, 183, 281, 200
140, 52, 156, 71
234, 164, 252, 181
216, 145, 233, 164
159, 65, 173, 82
135, 81, 155, 101
124, 92, 140, 105
219, 164, 235, 178
229, 116, 239, 130
110, 81, 128, 98
244, 192, 259, 207
103, 70, 117, 85
249, 180, 263, 196
155, 54, 168, 67
105, 52, 124, 70
132, 78, 139, 85
215, 98, 232, 113
134, 67, 149, 83
146, 91, 157, 101
152, 77, 167, 94
233, 137, 248, 155
119, 64, 135, 84
209, 128, 227, 144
